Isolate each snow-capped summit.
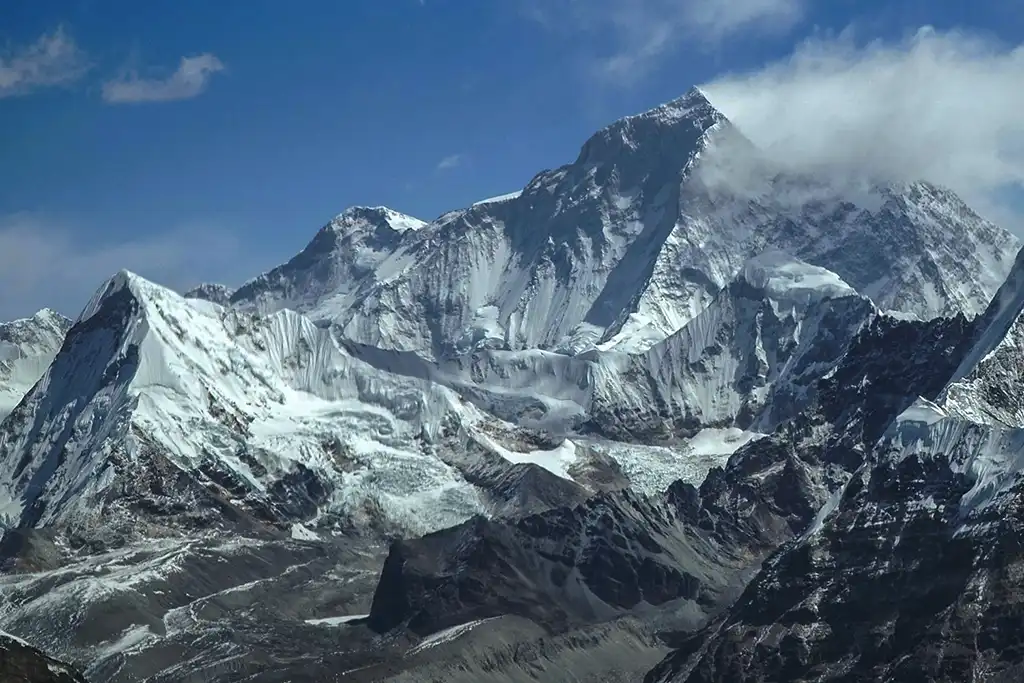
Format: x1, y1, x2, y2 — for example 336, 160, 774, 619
575, 86, 725, 170
229, 205, 427, 317
344, 206, 428, 233
222, 90, 1017, 362
0, 308, 71, 420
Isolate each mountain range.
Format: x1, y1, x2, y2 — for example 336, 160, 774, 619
2, 87, 1024, 682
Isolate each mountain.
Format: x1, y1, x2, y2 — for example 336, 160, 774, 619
364, 307, 981, 675
226, 89, 1015, 360
0, 255, 883, 547
585, 251, 876, 441
1, 270, 608, 540
644, 250, 1024, 683
183, 282, 234, 306
228, 206, 427, 317
0, 632, 87, 683
0, 309, 71, 421
0, 87, 1022, 683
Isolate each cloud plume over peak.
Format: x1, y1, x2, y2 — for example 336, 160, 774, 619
700, 27, 1024, 227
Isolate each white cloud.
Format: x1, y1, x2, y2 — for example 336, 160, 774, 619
684, 0, 804, 40
436, 154, 465, 171
0, 26, 89, 98
526, 0, 804, 84
700, 27, 1024, 226
102, 53, 225, 104
0, 215, 270, 321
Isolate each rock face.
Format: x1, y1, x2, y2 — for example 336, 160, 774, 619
0, 633, 88, 683
644, 250, 1024, 683
367, 308, 980, 646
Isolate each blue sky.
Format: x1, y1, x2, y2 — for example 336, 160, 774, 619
2, 0, 1024, 319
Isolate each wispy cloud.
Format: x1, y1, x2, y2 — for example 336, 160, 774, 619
0, 26, 89, 98
436, 154, 465, 172
699, 26, 1024, 226
101, 53, 225, 104
526, 0, 805, 85
0, 214, 271, 320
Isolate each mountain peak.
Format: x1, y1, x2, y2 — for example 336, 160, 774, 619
30, 308, 69, 325
657, 85, 717, 117
0, 309, 73, 422
332, 206, 427, 234
228, 207, 426, 316
574, 86, 727, 167
0, 308, 70, 335
76, 269, 158, 325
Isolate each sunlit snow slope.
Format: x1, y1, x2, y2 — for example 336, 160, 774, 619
0, 309, 70, 420
0, 272, 537, 537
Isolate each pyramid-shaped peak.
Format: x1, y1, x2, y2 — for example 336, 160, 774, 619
652, 86, 720, 119
76, 269, 164, 324
575, 86, 729, 167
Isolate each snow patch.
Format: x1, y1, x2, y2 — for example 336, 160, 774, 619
741, 250, 857, 312
304, 614, 368, 626
472, 191, 522, 206
476, 434, 579, 480
406, 617, 501, 656
290, 523, 320, 541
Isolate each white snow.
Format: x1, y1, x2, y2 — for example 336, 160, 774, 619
93, 624, 157, 660
0, 308, 69, 420
895, 397, 948, 427
304, 614, 368, 626
290, 523, 320, 541
472, 191, 522, 206
579, 428, 765, 494
406, 617, 501, 656
740, 250, 857, 313
687, 427, 765, 457
476, 433, 579, 480
0, 629, 33, 648
801, 477, 850, 540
